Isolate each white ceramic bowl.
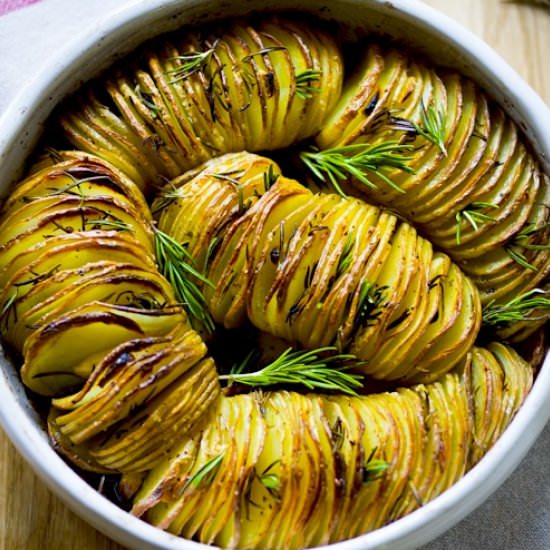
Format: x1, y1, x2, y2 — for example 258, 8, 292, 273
0, 1, 549, 549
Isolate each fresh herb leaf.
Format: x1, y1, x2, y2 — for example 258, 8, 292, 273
454, 202, 497, 244
241, 46, 287, 63
504, 223, 549, 270
0, 291, 18, 330
300, 142, 415, 197
336, 234, 355, 277
212, 173, 246, 213
295, 69, 322, 99
183, 453, 224, 492
263, 164, 279, 192
362, 448, 389, 483
505, 245, 537, 271
134, 84, 160, 118
219, 346, 364, 395
354, 281, 386, 329
166, 40, 219, 83
257, 459, 282, 500
153, 228, 215, 332
391, 100, 447, 155
482, 288, 550, 326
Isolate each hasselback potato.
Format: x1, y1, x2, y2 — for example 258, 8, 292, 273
156, 151, 481, 383
309, 43, 550, 339
0, 151, 219, 470
126, 342, 533, 548
60, 17, 343, 192
0, 12, 547, 550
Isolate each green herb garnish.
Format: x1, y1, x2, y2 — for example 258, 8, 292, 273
219, 346, 364, 395
154, 228, 215, 332
263, 164, 279, 192
183, 453, 224, 492
362, 448, 389, 483
454, 202, 497, 244
391, 100, 447, 155
295, 69, 322, 99
300, 142, 415, 197
482, 288, 550, 326
134, 84, 160, 117
258, 459, 281, 499
166, 40, 219, 83
241, 46, 287, 63
505, 222, 550, 269
336, 234, 355, 277
353, 281, 387, 329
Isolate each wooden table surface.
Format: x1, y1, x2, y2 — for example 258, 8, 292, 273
1, 1, 549, 549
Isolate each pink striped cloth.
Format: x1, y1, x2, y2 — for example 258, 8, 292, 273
0, 0, 43, 16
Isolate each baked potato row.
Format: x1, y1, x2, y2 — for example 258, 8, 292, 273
157, 152, 481, 383
315, 43, 550, 337
57, 19, 548, 340
125, 343, 532, 549
0, 151, 220, 470
59, 17, 343, 192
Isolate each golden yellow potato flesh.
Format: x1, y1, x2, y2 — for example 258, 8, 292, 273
313, 42, 549, 339
129, 342, 532, 548
158, 152, 481, 382
59, 17, 344, 194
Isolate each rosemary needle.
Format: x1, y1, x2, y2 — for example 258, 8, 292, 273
166, 40, 219, 83
219, 346, 364, 395
295, 69, 322, 99
482, 288, 550, 326
505, 222, 550, 270
183, 453, 224, 492
153, 228, 215, 332
391, 100, 447, 155
300, 142, 415, 197
362, 448, 389, 483
454, 202, 497, 244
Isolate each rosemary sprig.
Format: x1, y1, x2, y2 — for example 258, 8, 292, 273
353, 281, 387, 329
505, 245, 537, 271
183, 453, 224, 492
134, 84, 160, 118
300, 142, 415, 197
47, 172, 107, 197
336, 234, 355, 277
258, 459, 281, 500
295, 69, 322, 99
153, 228, 215, 332
362, 447, 390, 483
391, 100, 447, 155
219, 346, 364, 395
151, 186, 189, 215
413, 101, 447, 156
482, 288, 550, 326
203, 234, 222, 274
241, 46, 287, 63
454, 202, 497, 244
212, 173, 246, 212
166, 40, 219, 83
263, 164, 279, 192
331, 416, 347, 452
505, 223, 549, 271
512, 222, 550, 251
0, 291, 18, 330
84, 218, 131, 232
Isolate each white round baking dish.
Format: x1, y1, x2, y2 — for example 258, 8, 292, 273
0, 1, 548, 549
